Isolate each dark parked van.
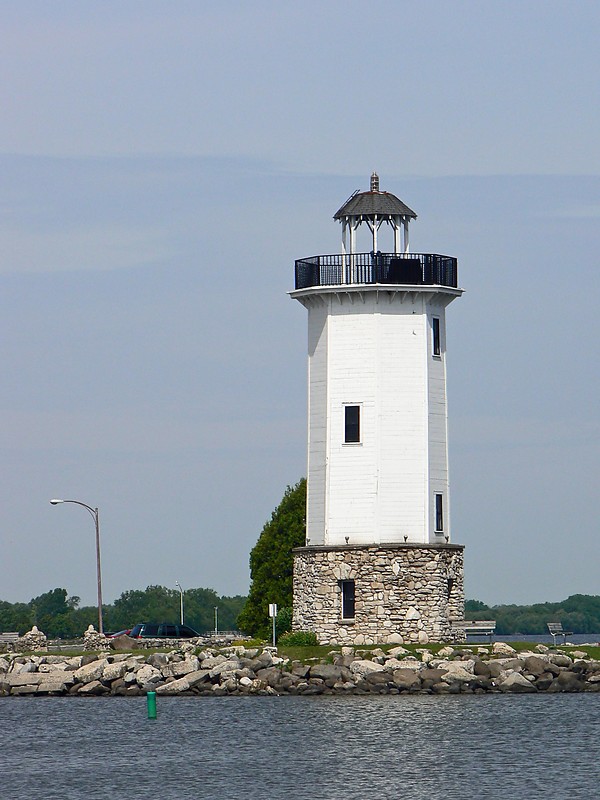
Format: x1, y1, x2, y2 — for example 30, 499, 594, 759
129, 623, 200, 639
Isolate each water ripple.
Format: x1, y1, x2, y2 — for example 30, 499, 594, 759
1, 694, 598, 799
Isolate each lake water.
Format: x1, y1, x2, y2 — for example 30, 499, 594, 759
1, 694, 598, 798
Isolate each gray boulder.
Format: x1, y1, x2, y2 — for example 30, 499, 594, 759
333, 654, 356, 668
438, 662, 475, 683
186, 670, 211, 689
256, 666, 283, 688
102, 662, 129, 682
498, 673, 537, 693
38, 680, 69, 695
309, 664, 344, 682
163, 657, 202, 678
209, 658, 242, 679
255, 651, 274, 668
135, 664, 163, 687
73, 658, 109, 684
291, 663, 310, 679
501, 658, 525, 672
147, 653, 170, 667
8, 673, 45, 687
110, 634, 141, 651
492, 642, 517, 655
349, 659, 385, 677
366, 671, 392, 686
548, 671, 585, 692
392, 668, 421, 689
549, 653, 573, 668
278, 674, 300, 691
201, 655, 228, 669
156, 676, 191, 694
523, 656, 549, 677
420, 668, 448, 684
473, 660, 491, 677
10, 660, 37, 675
77, 680, 108, 695
487, 661, 505, 678
534, 672, 556, 691
11, 684, 38, 695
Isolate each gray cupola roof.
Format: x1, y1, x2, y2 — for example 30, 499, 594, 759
334, 173, 417, 220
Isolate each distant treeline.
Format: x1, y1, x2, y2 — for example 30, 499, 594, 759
3, 587, 598, 639
466, 594, 600, 635
0, 586, 247, 639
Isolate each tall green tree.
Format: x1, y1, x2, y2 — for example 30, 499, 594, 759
0, 585, 249, 639
238, 479, 306, 638
111, 585, 178, 629
28, 588, 81, 638
0, 600, 32, 633
109, 585, 247, 634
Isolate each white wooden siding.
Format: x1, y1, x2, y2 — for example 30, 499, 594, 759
301, 287, 457, 547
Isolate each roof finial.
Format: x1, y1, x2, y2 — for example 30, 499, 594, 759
370, 171, 379, 192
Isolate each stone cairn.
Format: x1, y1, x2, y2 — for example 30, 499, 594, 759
83, 625, 110, 651
18, 626, 47, 652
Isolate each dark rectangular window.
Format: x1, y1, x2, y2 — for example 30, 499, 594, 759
344, 405, 360, 443
435, 493, 444, 533
432, 317, 441, 356
340, 580, 355, 619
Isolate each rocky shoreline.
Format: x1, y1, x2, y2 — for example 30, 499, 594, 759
1, 640, 599, 696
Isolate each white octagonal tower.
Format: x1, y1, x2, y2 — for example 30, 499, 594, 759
291, 174, 466, 645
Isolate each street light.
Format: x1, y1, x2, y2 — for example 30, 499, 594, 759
175, 581, 184, 624
214, 606, 218, 637
50, 498, 104, 634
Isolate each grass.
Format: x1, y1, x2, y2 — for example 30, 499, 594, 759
278, 641, 600, 663
278, 642, 460, 662
4, 640, 598, 662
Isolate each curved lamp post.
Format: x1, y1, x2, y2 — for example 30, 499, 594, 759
175, 581, 184, 624
50, 499, 103, 634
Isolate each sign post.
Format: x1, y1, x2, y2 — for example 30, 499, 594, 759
268, 603, 278, 647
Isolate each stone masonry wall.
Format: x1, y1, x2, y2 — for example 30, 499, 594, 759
293, 543, 465, 645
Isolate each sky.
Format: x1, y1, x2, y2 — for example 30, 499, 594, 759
1, 1, 598, 610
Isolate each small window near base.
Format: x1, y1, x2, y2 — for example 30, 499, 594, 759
340, 580, 355, 620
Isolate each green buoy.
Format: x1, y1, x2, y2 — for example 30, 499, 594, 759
147, 690, 157, 719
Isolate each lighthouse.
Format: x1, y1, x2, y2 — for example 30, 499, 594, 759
291, 174, 465, 644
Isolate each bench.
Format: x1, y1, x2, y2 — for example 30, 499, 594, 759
547, 622, 573, 645
451, 620, 496, 643
0, 632, 20, 649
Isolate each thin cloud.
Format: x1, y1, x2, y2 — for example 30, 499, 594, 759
0, 223, 174, 274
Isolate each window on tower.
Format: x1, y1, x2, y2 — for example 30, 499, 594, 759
344, 405, 360, 443
432, 317, 441, 356
340, 580, 355, 620
435, 493, 444, 533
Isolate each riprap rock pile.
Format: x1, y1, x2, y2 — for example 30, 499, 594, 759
1, 643, 598, 697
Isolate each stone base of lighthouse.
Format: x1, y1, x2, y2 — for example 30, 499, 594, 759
292, 543, 465, 645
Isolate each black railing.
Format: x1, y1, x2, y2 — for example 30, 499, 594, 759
294, 252, 458, 290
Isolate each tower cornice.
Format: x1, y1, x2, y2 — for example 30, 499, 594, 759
293, 542, 465, 554
290, 283, 463, 307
